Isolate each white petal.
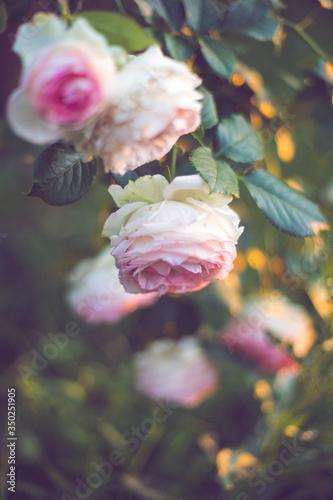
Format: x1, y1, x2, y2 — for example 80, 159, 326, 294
7, 89, 62, 145
108, 175, 169, 207
14, 14, 66, 68
102, 202, 147, 237
164, 175, 233, 207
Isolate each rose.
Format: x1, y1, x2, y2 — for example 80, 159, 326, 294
240, 293, 316, 357
220, 319, 299, 375
71, 46, 202, 174
67, 246, 157, 324
134, 337, 218, 408
102, 174, 243, 295
7, 13, 116, 145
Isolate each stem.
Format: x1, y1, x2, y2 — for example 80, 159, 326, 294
58, 0, 70, 18
171, 144, 178, 179
115, 0, 127, 15
282, 18, 333, 62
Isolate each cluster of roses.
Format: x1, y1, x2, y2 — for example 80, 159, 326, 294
8, 13, 202, 175
10, 13, 309, 410
9, 13, 244, 300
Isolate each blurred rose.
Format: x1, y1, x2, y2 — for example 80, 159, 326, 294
67, 246, 157, 323
220, 319, 299, 375
102, 174, 243, 295
241, 293, 316, 357
71, 46, 202, 174
134, 337, 218, 408
7, 13, 116, 144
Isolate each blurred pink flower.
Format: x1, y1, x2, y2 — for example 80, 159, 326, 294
103, 175, 243, 295
71, 46, 202, 174
241, 293, 316, 357
67, 246, 157, 324
7, 14, 116, 144
220, 319, 299, 375
134, 337, 219, 408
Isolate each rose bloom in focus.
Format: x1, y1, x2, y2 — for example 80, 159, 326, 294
241, 293, 316, 357
7, 14, 116, 144
102, 174, 243, 295
67, 246, 157, 324
220, 318, 299, 375
71, 46, 202, 174
134, 337, 219, 408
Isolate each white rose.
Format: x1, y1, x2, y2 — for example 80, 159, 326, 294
72, 46, 202, 174
134, 337, 218, 408
7, 13, 116, 145
67, 246, 157, 323
102, 174, 244, 295
241, 293, 316, 357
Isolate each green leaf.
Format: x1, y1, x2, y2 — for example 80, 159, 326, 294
0, 0, 7, 34
27, 143, 97, 206
164, 34, 193, 62
200, 86, 218, 129
182, 0, 219, 33
242, 169, 327, 237
214, 114, 265, 163
199, 37, 236, 80
190, 147, 239, 196
221, 0, 279, 41
134, 0, 185, 30
78, 11, 156, 51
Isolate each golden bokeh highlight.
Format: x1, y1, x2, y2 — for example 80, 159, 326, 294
275, 128, 295, 163
246, 247, 268, 271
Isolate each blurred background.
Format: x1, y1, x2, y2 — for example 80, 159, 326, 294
1, 1, 333, 499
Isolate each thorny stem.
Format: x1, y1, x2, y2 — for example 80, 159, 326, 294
281, 18, 333, 62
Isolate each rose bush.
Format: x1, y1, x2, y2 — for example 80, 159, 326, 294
7, 14, 116, 145
134, 337, 218, 408
102, 174, 243, 295
71, 46, 202, 174
67, 246, 157, 323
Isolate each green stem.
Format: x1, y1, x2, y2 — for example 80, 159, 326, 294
115, 0, 127, 15
170, 144, 178, 179
58, 0, 70, 18
282, 18, 333, 62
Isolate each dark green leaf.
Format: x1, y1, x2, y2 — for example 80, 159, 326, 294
78, 11, 156, 51
200, 86, 218, 129
164, 34, 193, 62
199, 36, 236, 80
190, 146, 239, 196
221, 0, 279, 41
242, 169, 327, 237
134, 0, 185, 30
27, 143, 97, 206
214, 114, 265, 163
182, 0, 220, 33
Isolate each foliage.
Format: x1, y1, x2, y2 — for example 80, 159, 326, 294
0, 0, 333, 500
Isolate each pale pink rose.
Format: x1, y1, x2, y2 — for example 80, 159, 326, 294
220, 319, 299, 375
102, 175, 243, 295
7, 14, 116, 144
67, 246, 158, 324
71, 46, 202, 174
134, 337, 219, 408
241, 293, 316, 357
